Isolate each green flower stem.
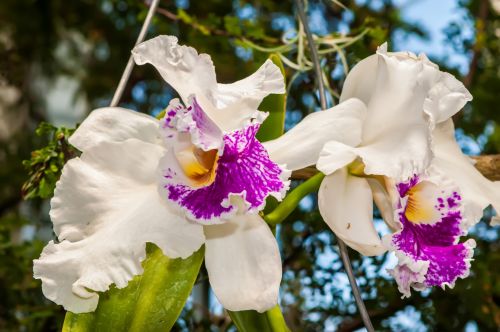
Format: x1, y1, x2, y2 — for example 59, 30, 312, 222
264, 172, 325, 226
228, 305, 290, 332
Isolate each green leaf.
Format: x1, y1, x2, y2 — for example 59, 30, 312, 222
256, 53, 287, 143
228, 305, 290, 332
62, 244, 205, 332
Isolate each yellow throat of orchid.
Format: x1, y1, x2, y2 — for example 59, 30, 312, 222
404, 181, 441, 225
175, 146, 218, 187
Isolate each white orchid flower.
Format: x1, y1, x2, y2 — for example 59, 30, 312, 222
266, 43, 499, 295
33, 35, 293, 314
267, 43, 470, 252
381, 118, 500, 297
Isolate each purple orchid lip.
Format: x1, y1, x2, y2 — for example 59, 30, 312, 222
386, 174, 475, 297
159, 99, 290, 224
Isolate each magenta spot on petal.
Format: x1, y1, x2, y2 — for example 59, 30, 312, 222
447, 197, 459, 208
392, 177, 471, 289
164, 124, 286, 222
397, 175, 419, 197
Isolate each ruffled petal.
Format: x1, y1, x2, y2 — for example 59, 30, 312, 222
337, 43, 471, 180
204, 214, 281, 312
214, 58, 285, 118
385, 173, 475, 297
133, 36, 284, 133
69, 107, 160, 152
161, 124, 290, 224
385, 251, 429, 298
161, 97, 224, 152
197, 59, 286, 132
132, 35, 217, 108
341, 44, 471, 128
432, 120, 500, 227
318, 168, 385, 256
34, 139, 205, 313
422, 68, 472, 125
263, 98, 366, 171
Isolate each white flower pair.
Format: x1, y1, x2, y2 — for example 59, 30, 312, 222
267, 44, 500, 296
34, 36, 500, 313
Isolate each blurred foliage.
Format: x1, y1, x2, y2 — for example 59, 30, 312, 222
22, 123, 77, 200
0, 0, 499, 331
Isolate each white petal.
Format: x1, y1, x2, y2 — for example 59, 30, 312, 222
192, 59, 286, 133
338, 44, 470, 180
133, 36, 284, 133
318, 169, 385, 256
318, 125, 431, 181
338, 52, 379, 105
34, 139, 205, 313
317, 140, 358, 175
204, 214, 281, 312
366, 178, 399, 231
422, 70, 472, 125
342, 44, 472, 128
69, 107, 160, 151
432, 120, 500, 228
263, 98, 366, 171
215, 59, 285, 110
132, 35, 217, 107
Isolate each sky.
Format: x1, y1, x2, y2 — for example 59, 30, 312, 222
393, 0, 473, 74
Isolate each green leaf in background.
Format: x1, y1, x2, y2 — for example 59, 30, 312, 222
62, 244, 205, 332
257, 53, 288, 217
22, 122, 78, 200
227, 54, 290, 332
256, 53, 287, 143
228, 305, 290, 332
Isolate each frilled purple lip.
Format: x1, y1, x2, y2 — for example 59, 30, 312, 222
162, 122, 290, 224
386, 175, 475, 297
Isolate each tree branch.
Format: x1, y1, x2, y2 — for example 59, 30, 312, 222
156, 7, 279, 43
291, 154, 500, 181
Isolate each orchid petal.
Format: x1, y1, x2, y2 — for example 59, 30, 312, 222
215, 58, 285, 107
341, 44, 471, 128
338, 43, 471, 180
263, 98, 366, 171
161, 97, 224, 152
69, 107, 160, 152
385, 174, 475, 296
318, 168, 385, 256
132, 36, 285, 133
433, 120, 500, 227
35, 139, 205, 313
132, 35, 217, 108
204, 214, 281, 312
367, 177, 399, 231
200, 58, 286, 132
317, 125, 431, 181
